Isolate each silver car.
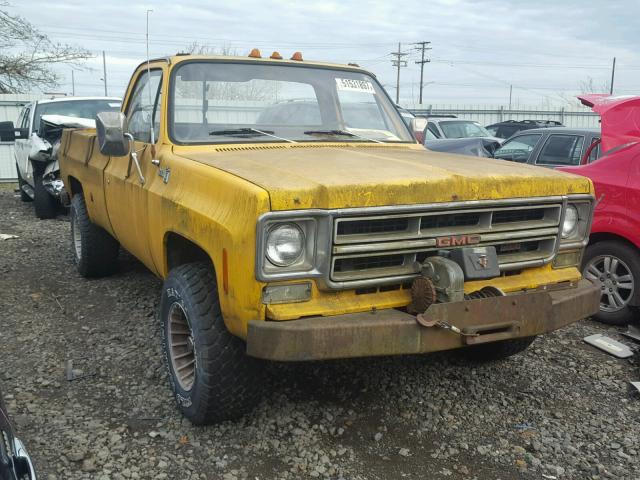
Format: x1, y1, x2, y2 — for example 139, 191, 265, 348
426, 117, 503, 144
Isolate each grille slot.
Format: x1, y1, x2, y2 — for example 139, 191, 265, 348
330, 201, 563, 284
337, 217, 409, 236
334, 254, 405, 273
493, 208, 545, 224
421, 212, 480, 230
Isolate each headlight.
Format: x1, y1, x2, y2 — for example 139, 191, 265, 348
266, 223, 305, 266
562, 205, 579, 238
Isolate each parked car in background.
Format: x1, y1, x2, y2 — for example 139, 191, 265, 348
426, 117, 502, 143
424, 137, 501, 157
0, 390, 37, 480
559, 94, 640, 325
0, 97, 122, 219
485, 119, 563, 139
396, 106, 427, 143
493, 127, 601, 167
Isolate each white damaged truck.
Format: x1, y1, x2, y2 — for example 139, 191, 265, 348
0, 96, 121, 218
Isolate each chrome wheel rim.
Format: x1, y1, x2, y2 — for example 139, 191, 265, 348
583, 255, 634, 313
71, 213, 82, 261
167, 302, 196, 391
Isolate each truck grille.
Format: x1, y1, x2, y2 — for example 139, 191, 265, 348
331, 201, 563, 283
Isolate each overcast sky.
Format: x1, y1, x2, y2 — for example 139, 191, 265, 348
7, 0, 640, 107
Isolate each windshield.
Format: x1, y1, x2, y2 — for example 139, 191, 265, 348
494, 133, 542, 162
439, 120, 492, 139
33, 99, 121, 130
170, 62, 413, 144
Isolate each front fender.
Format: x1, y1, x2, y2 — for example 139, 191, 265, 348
44, 160, 59, 177
591, 215, 640, 249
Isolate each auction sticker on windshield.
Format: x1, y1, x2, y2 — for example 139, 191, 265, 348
336, 78, 376, 94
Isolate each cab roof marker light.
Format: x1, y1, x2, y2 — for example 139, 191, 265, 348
248, 48, 262, 58
290, 52, 303, 61
270, 51, 283, 60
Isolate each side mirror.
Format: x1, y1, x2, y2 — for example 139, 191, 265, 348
96, 112, 130, 156
0, 121, 16, 142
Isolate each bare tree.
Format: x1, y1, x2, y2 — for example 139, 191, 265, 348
0, 3, 91, 93
555, 76, 610, 107
578, 76, 609, 94
183, 42, 236, 56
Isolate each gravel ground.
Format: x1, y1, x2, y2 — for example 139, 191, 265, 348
1, 184, 639, 480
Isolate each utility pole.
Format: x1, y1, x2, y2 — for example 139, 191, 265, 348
390, 42, 408, 105
102, 50, 108, 96
71, 70, 75, 96
413, 41, 431, 105
610, 57, 616, 94
508, 84, 513, 110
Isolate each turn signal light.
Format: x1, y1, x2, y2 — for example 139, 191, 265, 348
270, 51, 283, 59
248, 48, 261, 58
290, 51, 303, 61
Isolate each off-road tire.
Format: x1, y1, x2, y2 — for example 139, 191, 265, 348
462, 336, 536, 362
33, 167, 57, 219
582, 241, 640, 326
70, 193, 119, 277
161, 262, 263, 424
16, 163, 32, 202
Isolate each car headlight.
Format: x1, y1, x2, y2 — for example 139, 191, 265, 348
562, 204, 579, 238
266, 223, 305, 266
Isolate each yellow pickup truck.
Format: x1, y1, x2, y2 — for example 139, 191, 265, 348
58, 52, 600, 424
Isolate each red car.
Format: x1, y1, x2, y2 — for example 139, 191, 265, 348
559, 94, 640, 325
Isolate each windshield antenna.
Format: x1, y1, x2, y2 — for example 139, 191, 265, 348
146, 9, 155, 145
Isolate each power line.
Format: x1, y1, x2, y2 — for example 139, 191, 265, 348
413, 41, 431, 105
38, 26, 395, 50
390, 43, 409, 104
431, 58, 640, 70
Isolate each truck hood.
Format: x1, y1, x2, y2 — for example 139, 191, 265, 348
176, 144, 592, 210
578, 94, 640, 153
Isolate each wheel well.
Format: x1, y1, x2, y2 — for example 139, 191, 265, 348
589, 232, 639, 251
67, 176, 83, 197
165, 232, 213, 272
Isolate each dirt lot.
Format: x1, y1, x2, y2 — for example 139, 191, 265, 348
1, 184, 639, 480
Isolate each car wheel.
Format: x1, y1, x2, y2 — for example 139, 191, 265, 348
70, 193, 120, 277
462, 336, 536, 362
16, 163, 32, 202
33, 168, 57, 219
161, 262, 263, 425
582, 241, 640, 325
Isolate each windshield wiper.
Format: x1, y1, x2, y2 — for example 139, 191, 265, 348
304, 129, 356, 137
209, 128, 274, 136
209, 127, 296, 143
303, 129, 383, 144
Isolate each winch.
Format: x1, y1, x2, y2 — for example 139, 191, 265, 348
409, 247, 505, 336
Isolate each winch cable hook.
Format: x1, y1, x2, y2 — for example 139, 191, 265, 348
415, 313, 480, 337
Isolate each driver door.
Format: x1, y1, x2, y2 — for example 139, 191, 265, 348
103, 68, 163, 272
14, 104, 32, 184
